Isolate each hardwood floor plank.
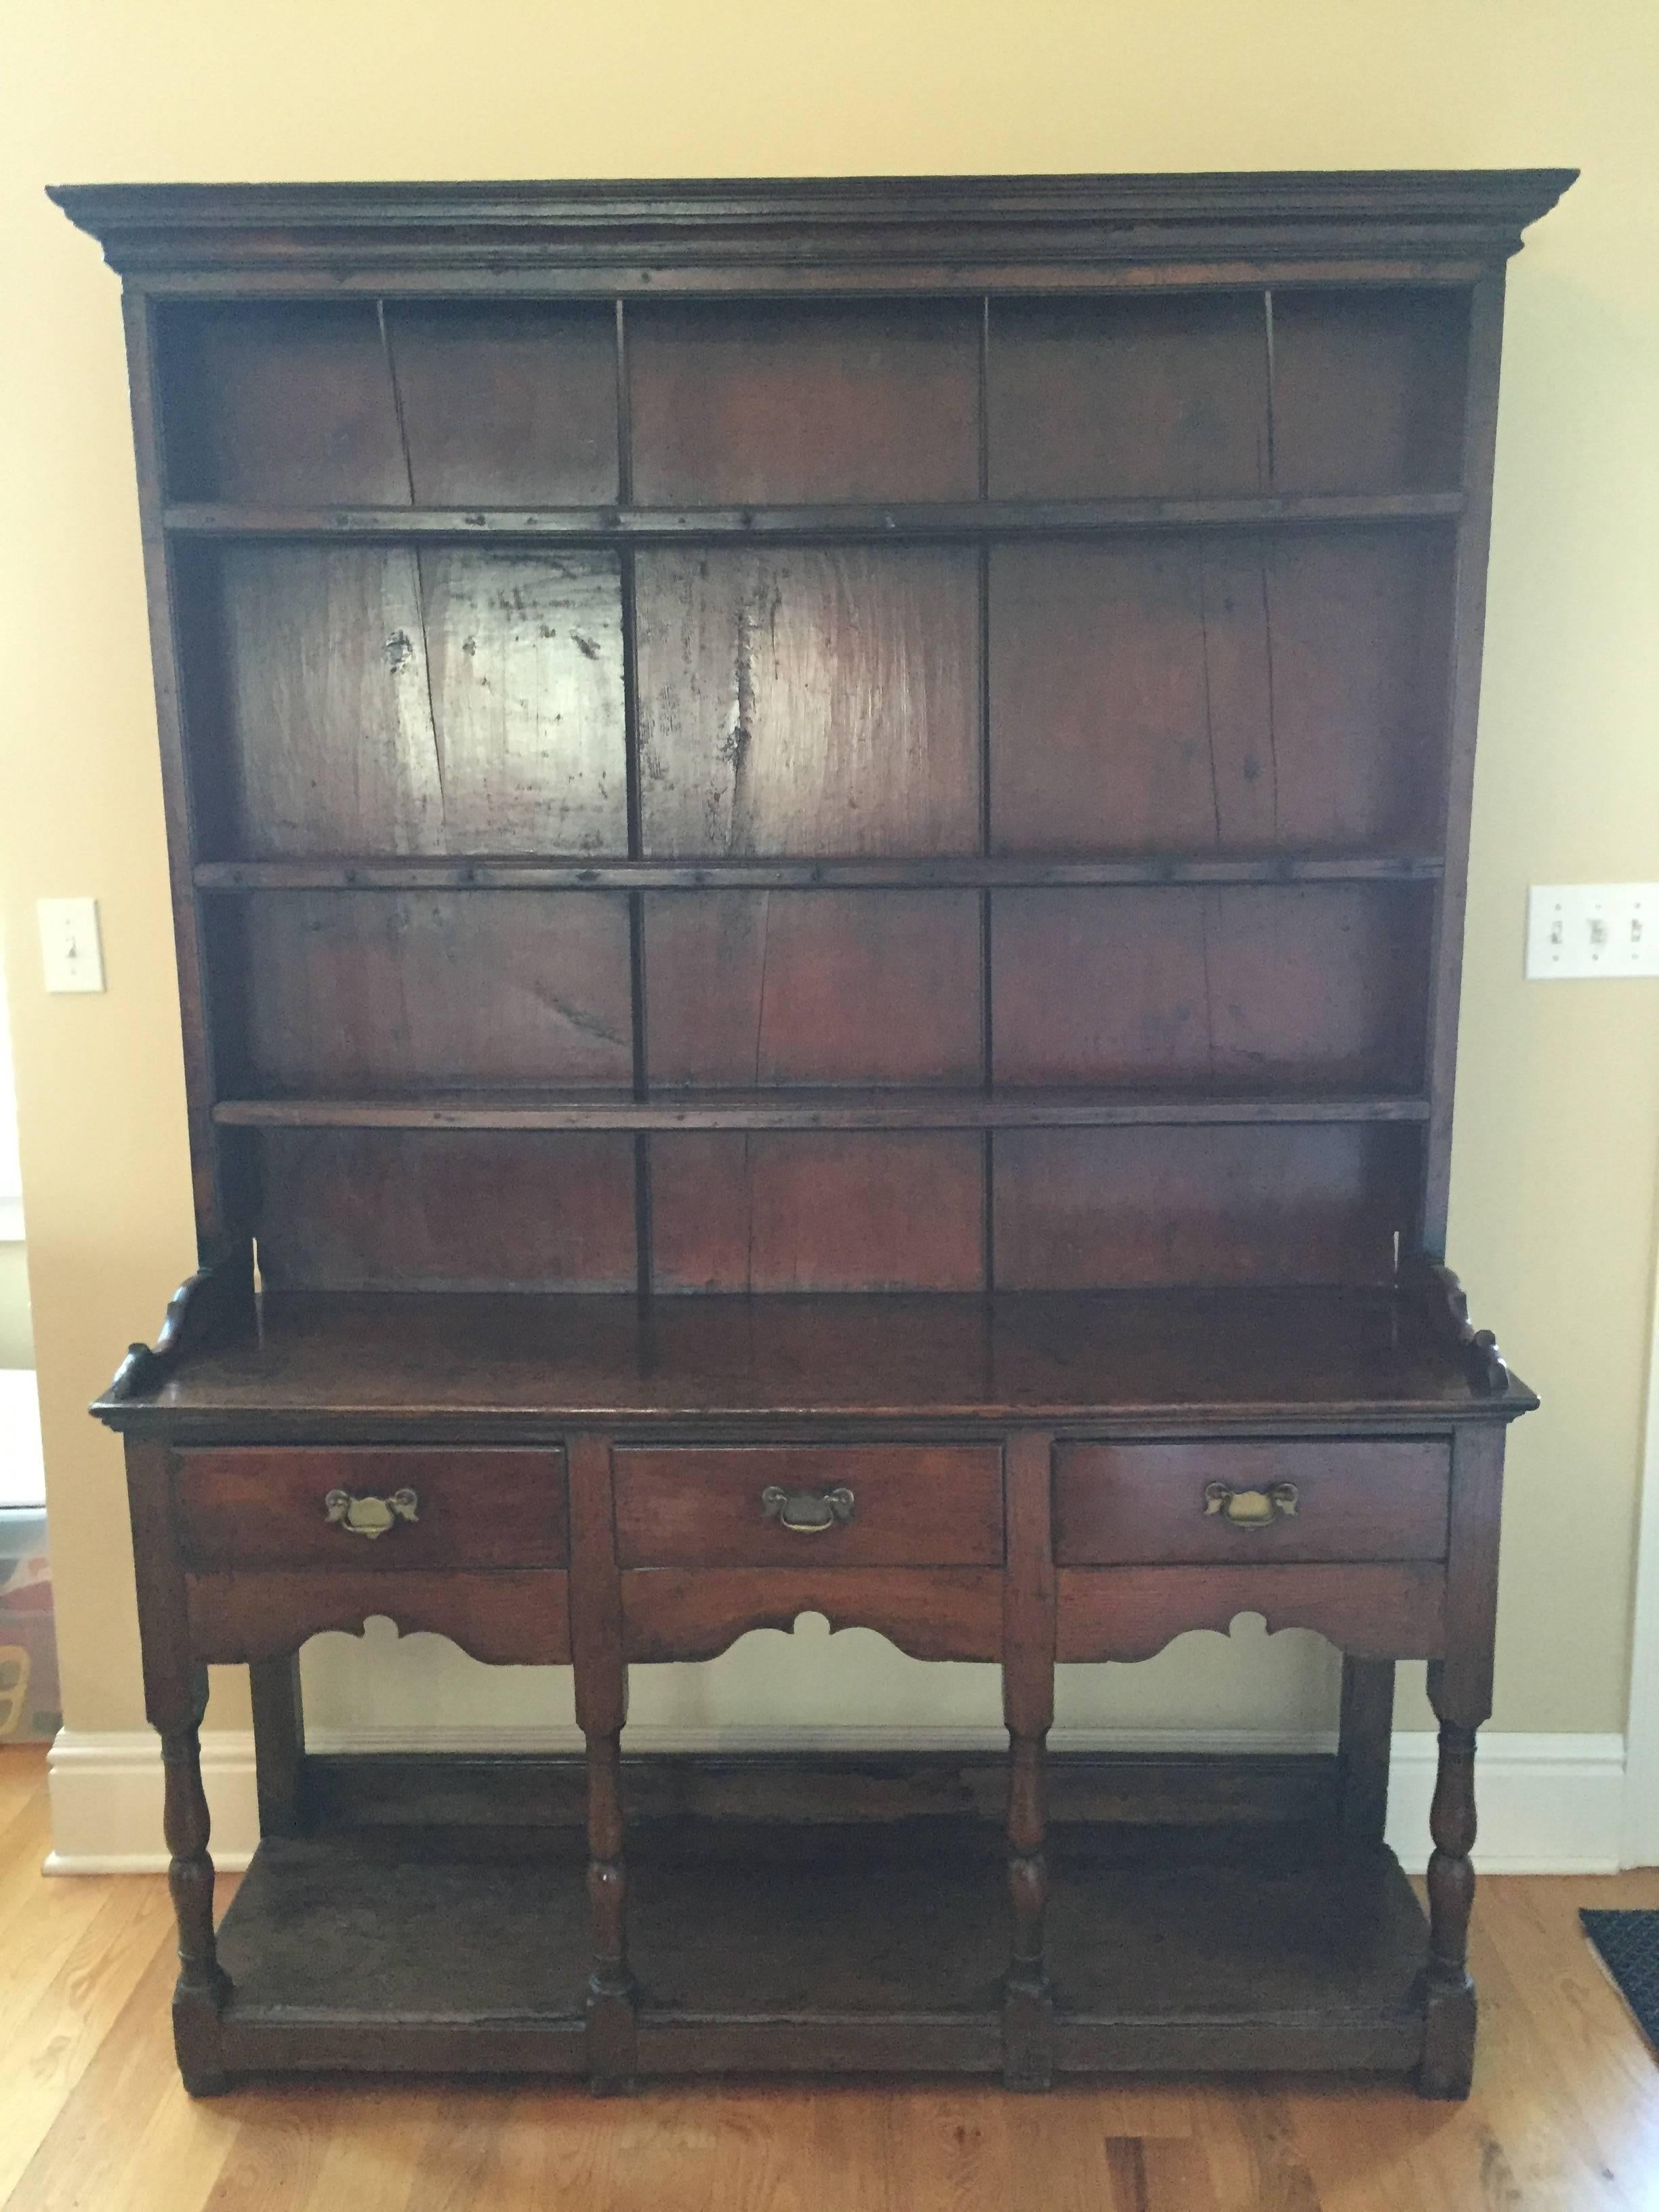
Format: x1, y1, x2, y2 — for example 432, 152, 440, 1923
1191, 2085, 1324, 2211
2, 1931, 239, 2212
1401, 1908, 1631, 2212
295, 2083, 457, 2212
1477, 1876, 1659, 2209
0, 1836, 1656, 2211
0, 1874, 182, 2204
0, 1747, 48, 1841
201, 2088, 371, 2211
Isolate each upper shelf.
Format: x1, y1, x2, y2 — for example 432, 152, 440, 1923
211, 1087, 1433, 1132
163, 492, 1465, 544
194, 855, 1446, 893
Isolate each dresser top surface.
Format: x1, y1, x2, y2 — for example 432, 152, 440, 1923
94, 1288, 1533, 1437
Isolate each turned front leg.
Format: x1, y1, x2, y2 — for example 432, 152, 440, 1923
1417, 1423, 1504, 2101
584, 1725, 635, 2082
126, 1441, 229, 2095
1002, 1433, 1057, 2090
1420, 1685, 1479, 2097
569, 1433, 638, 2092
161, 1663, 230, 2092
1004, 1732, 1050, 2072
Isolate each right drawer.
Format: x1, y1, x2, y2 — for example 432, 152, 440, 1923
1053, 1441, 1450, 1566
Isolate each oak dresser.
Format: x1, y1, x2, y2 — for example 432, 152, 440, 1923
54, 169, 1571, 2096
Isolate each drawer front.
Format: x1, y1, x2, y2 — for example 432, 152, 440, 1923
612, 1446, 1004, 1568
1053, 1441, 1450, 1566
174, 1448, 568, 1571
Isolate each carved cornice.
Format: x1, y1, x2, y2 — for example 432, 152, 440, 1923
49, 171, 1576, 286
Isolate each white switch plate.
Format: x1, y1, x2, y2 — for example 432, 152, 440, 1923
1526, 884, 1659, 979
37, 898, 106, 994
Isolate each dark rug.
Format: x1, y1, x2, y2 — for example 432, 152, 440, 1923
1581, 1910, 1659, 2050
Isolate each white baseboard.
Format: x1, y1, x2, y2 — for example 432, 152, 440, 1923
44, 1724, 1630, 1877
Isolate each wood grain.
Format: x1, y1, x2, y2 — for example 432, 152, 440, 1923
209, 546, 628, 856
173, 1446, 569, 1571
643, 888, 983, 1087
4, 1748, 1655, 2212
388, 301, 619, 505
991, 1122, 1417, 1290
160, 298, 621, 507
987, 293, 1269, 498
1052, 1440, 1450, 1566
236, 888, 634, 1091
252, 1127, 638, 1292
628, 298, 981, 504
650, 1130, 986, 1292
1055, 1562, 1446, 1662
990, 882, 1431, 1090
636, 547, 981, 856
1269, 287, 1470, 494
185, 1568, 571, 1666
620, 1566, 1004, 1663
988, 531, 1449, 855
612, 1443, 1004, 1568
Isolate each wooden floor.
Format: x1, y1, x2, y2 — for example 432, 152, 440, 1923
2, 1746, 1658, 2211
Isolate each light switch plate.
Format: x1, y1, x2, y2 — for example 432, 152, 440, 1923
37, 898, 106, 994
1526, 884, 1659, 979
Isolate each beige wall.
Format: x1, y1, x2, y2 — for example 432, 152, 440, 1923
2, 0, 1654, 1750
0, 1248, 31, 1372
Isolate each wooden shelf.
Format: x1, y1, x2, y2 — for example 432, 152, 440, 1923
210, 1818, 1428, 2083
194, 854, 1446, 893
213, 1087, 1433, 1132
90, 1284, 1536, 1433
163, 490, 1466, 544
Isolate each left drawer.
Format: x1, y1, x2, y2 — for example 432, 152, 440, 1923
173, 1448, 569, 1572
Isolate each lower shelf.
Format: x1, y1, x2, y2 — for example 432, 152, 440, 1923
211, 1826, 1429, 2081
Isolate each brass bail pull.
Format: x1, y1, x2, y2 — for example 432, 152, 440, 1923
1203, 1481, 1298, 1529
760, 1484, 855, 1534
323, 1487, 420, 1539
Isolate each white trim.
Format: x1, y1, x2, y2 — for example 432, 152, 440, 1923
44, 1725, 1627, 1877
0, 1195, 23, 1242
1623, 1213, 1659, 1868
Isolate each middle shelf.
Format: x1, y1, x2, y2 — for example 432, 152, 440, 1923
212, 1086, 1433, 1132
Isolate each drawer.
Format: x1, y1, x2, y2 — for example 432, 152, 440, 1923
173, 1448, 568, 1571
612, 1446, 1004, 1568
1052, 1441, 1450, 1566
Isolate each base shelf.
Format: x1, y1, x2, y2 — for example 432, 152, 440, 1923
213, 1819, 1429, 2082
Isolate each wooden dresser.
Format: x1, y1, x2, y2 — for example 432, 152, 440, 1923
56, 170, 1570, 2098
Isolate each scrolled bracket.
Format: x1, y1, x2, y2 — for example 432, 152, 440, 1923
1401, 1256, 1511, 1396
101, 1248, 257, 1406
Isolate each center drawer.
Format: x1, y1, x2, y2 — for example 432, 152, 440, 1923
173, 1447, 569, 1571
612, 1446, 1004, 1568
1053, 1440, 1450, 1565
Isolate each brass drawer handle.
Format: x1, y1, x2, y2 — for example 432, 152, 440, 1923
761, 1483, 855, 1534
323, 1487, 419, 1540
1203, 1481, 1298, 1529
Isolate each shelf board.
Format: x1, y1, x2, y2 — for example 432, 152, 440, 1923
213, 1087, 1433, 1133
164, 490, 1465, 544
211, 1823, 1427, 2082
194, 853, 1446, 893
